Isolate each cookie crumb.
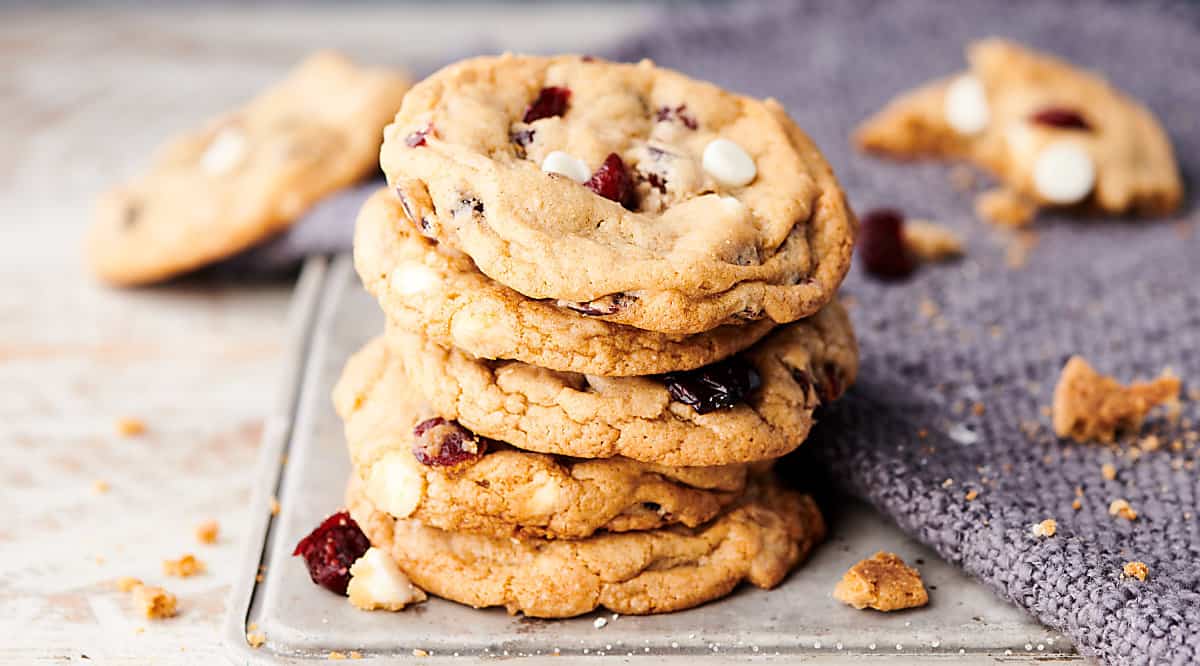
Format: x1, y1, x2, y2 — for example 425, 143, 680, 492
163, 554, 205, 578
919, 299, 940, 319
195, 520, 219, 545
116, 576, 143, 592
1139, 435, 1161, 452
247, 631, 266, 648
412, 648, 429, 657
903, 220, 964, 262
965, 489, 979, 501
349, 652, 363, 660
329, 652, 347, 661
269, 496, 281, 516
132, 584, 177, 619
1031, 519, 1057, 538
115, 417, 146, 437
833, 552, 928, 612
594, 617, 608, 629
1101, 463, 1117, 481
1109, 498, 1138, 521
1122, 561, 1149, 581
1072, 499, 1083, 511
976, 188, 1036, 228
1052, 356, 1181, 443
93, 480, 111, 494
971, 402, 986, 416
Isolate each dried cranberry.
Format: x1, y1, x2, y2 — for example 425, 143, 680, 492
523, 87, 571, 123
584, 153, 638, 210
559, 292, 634, 316
654, 104, 698, 130
405, 123, 434, 147
412, 417, 487, 466
857, 208, 915, 280
292, 511, 370, 595
1030, 107, 1091, 131
659, 358, 762, 414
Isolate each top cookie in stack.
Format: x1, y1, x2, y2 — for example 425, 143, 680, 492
331, 54, 858, 618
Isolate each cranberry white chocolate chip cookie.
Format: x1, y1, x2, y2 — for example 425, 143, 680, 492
347, 473, 825, 618
354, 188, 776, 376
380, 54, 856, 334
385, 301, 858, 467
87, 51, 410, 285
333, 338, 755, 539
855, 39, 1182, 225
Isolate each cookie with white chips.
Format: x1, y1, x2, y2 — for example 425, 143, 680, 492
380, 54, 856, 335
855, 39, 1182, 225
87, 51, 410, 285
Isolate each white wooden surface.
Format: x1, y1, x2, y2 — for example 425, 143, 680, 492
0, 5, 651, 663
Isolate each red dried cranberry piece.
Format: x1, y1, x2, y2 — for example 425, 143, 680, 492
523, 87, 571, 123
292, 511, 370, 595
584, 153, 638, 210
659, 357, 762, 415
1030, 107, 1091, 131
405, 123, 435, 148
654, 104, 698, 130
858, 208, 915, 280
412, 417, 487, 466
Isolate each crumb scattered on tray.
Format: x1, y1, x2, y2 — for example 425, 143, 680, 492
115, 417, 146, 438
247, 631, 266, 648
163, 554, 205, 578
1109, 498, 1138, 521
329, 652, 348, 661
1052, 356, 1181, 443
93, 480, 110, 494
833, 552, 929, 612
976, 188, 1036, 228
412, 649, 430, 658
132, 584, 177, 619
270, 496, 281, 516
903, 220, 964, 262
1031, 519, 1057, 538
1122, 561, 1149, 581
195, 519, 219, 545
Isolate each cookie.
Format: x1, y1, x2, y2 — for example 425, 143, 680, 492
385, 300, 857, 467
333, 338, 755, 540
87, 51, 410, 285
347, 473, 825, 618
855, 39, 1182, 221
379, 54, 856, 334
354, 187, 776, 376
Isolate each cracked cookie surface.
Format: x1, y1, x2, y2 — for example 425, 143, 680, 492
88, 51, 410, 285
386, 301, 857, 467
347, 472, 824, 618
334, 338, 755, 539
856, 39, 1181, 222
354, 188, 776, 376
379, 54, 855, 334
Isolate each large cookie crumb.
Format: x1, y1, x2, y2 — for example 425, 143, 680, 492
833, 552, 929, 612
1122, 561, 1149, 581
1052, 356, 1180, 443
132, 584, 178, 619
903, 219, 964, 262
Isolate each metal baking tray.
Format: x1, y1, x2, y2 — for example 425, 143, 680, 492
223, 255, 1078, 663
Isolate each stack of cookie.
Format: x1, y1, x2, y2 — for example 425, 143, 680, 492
333, 55, 858, 618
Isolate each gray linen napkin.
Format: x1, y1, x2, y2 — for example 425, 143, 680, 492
226, 2, 1199, 662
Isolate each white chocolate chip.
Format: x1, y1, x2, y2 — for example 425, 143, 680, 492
347, 547, 427, 611
702, 138, 757, 187
390, 263, 440, 295
944, 75, 989, 135
200, 128, 246, 175
541, 151, 591, 183
1032, 141, 1095, 204
365, 453, 424, 519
